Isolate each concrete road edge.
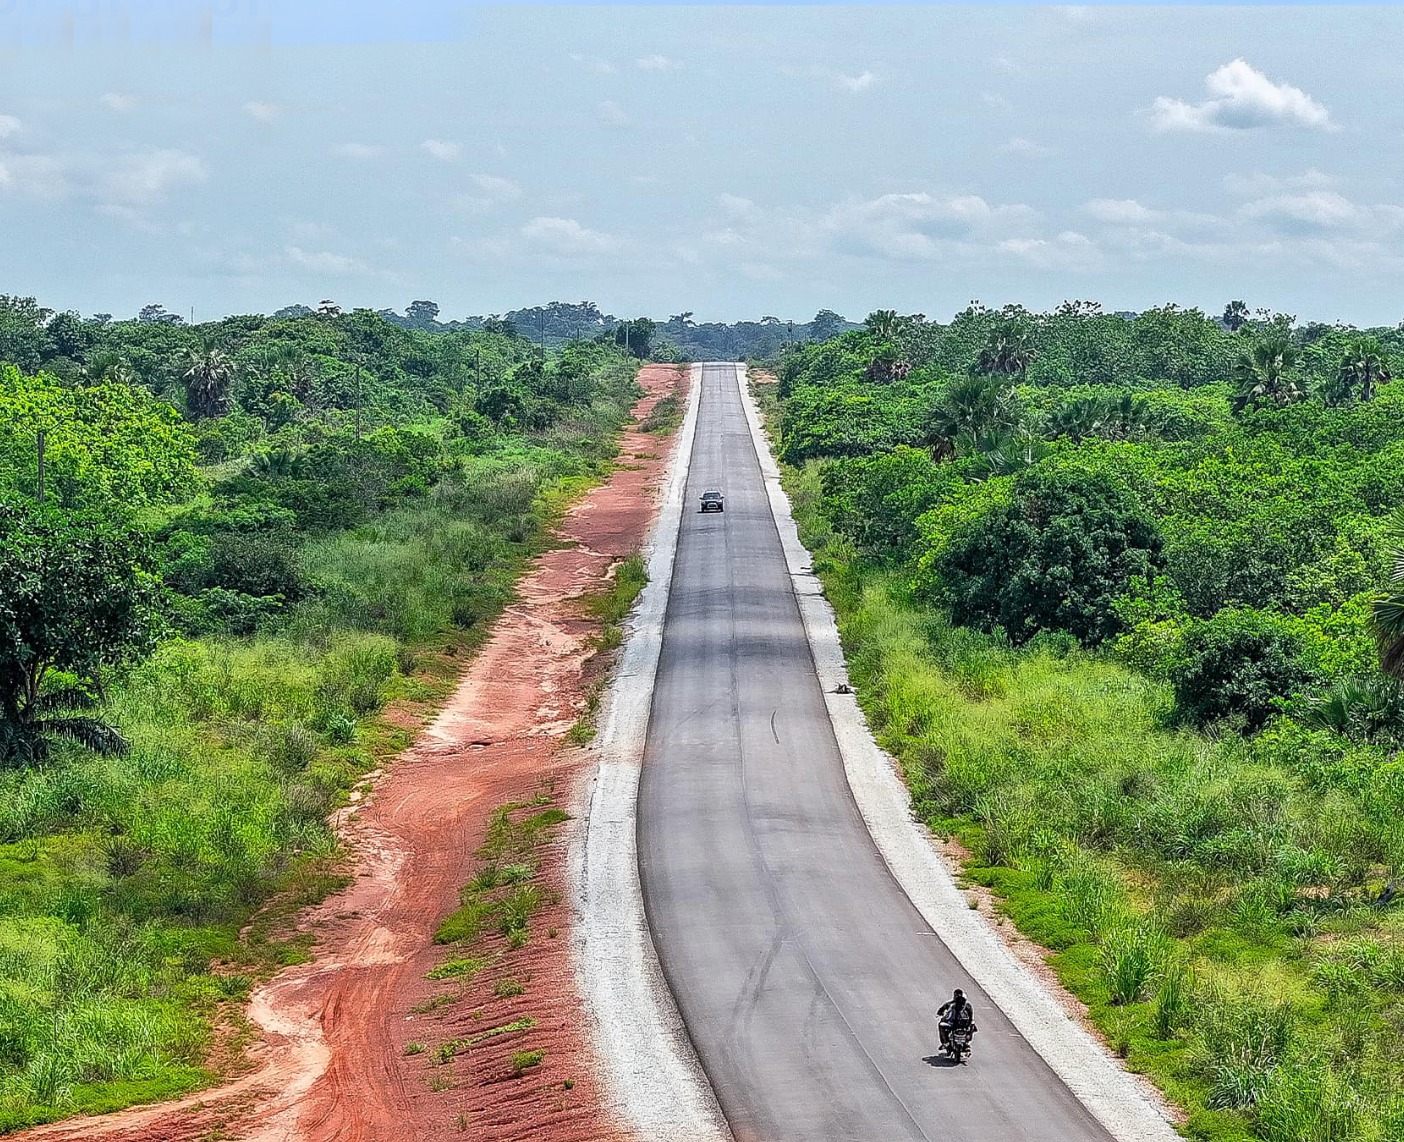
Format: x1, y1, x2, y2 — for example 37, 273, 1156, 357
570, 365, 732, 1142
733, 364, 1182, 1142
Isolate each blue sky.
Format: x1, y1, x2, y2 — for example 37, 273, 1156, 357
2, 4, 1403, 325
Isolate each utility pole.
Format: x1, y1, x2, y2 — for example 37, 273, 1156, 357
355, 365, 363, 440
36, 430, 45, 504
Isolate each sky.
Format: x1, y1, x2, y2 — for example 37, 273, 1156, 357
2, 4, 1403, 326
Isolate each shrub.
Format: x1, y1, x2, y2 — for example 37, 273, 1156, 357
1170, 608, 1314, 732
923, 464, 1162, 646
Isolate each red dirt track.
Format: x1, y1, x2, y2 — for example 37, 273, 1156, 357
26, 365, 686, 1142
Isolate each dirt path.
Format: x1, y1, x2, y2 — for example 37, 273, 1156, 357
25, 365, 686, 1142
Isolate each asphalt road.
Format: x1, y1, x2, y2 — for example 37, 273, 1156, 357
637, 363, 1115, 1142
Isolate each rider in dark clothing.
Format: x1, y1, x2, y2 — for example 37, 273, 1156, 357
938, 988, 976, 1047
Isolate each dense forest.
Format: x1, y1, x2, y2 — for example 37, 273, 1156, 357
0, 294, 640, 1127
214, 297, 861, 360
766, 301, 1404, 1142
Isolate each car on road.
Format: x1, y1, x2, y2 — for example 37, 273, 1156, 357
700, 489, 724, 513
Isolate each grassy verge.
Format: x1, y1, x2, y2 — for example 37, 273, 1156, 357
639, 394, 682, 435
761, 383, 1404, 1142
565, 553, 648, 745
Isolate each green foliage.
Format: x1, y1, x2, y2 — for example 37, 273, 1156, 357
1169, 609, 1315, 732
0, 498, 160, 765
920, 464, 1162, 646
0, 299, 640, 1127
768, 317, 1404, 1141
0, 368, 197, 508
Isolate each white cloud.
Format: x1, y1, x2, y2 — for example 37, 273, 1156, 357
992, 54, 1019, 74
1150, 59, 1332, 133
837, 71, 877, 93
103, 150, 208, 205
0, 115, 21, 138
718, 193, 756, 218
997, 230, 1100, 269
1223, 168, 1335, 196
242, 101, 281, 123
597, 100, 630, 128
1239, 190, 1404, 235
1000, 137, 1050, 157
471, 173, 520, 199
100, 93, 136, 113
520, 216, 617, 256
285, 245, 366, 274
570, 53, 616, 75
636, 54, 683, 72
421, 139, 461, 161
334, 142, 382, 160
823, 191, 1037, 260
982, 92, 1013, 112
1082, 197, 1158, 224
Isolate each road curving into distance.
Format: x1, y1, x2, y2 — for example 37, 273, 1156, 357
636, 362, 1116, 1142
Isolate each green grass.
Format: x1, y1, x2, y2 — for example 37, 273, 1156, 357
639, 394, 682, 435
432, 798, 566, 951
781, 458, 1404, 1142
567, 553, 648, 744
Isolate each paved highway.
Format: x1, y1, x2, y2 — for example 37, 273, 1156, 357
637, 363, 1114, 1142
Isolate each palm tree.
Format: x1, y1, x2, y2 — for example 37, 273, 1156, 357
0, 682, 128, 765
864, 310, 903, 341
975, 322, 1036, 380
1336, 336, 1392, 404
1231, 337, 1304, 412
183, 344, 235, 419
1374, 507, 1404, 679
1222, 300, 1250, 333
1045, 393, 1160, 443
958, 427, 1051, 481
924, 374, 1021, 460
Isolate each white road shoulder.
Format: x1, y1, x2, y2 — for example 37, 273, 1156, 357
570, 365, 731, 1142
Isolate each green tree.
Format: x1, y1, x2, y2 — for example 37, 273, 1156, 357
1169, 608, 1312, 732
923, 374, 1020, 460
0, 497, 159, 764
809, 309, 847, 341
1232, 336, 1304, 412
924, 464, 1162, 645
1333, 336, 1392, 404
1223, 300, 1250, 333
1373, 506, 1404, 679
183, 342, 236, 419
975, 320, 1036, 380
0, 367, 198, 507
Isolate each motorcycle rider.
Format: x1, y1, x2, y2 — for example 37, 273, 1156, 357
937, 988, 976, 1049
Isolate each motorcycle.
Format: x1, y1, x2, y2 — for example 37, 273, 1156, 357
942, 1023, 974, 1063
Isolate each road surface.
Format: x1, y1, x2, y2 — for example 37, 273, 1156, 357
637, 363, 1114, 1142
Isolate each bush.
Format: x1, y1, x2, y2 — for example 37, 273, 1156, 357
924, 464, 1162, 646
1170, 608, 1315, 732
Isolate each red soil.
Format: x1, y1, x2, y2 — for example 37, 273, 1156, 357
26, 364, 687, 1142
